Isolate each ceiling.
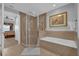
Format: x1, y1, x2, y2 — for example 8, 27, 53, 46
5, 3, 69, 16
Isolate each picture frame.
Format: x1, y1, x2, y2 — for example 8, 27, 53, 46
49, 12, 67, 27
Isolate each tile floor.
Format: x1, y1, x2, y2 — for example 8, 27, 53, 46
21, 47, 58, 56
4, 38, 18, 48
3, 38, 58, 56
3, 45, 24, 56
21, 47, 40, 56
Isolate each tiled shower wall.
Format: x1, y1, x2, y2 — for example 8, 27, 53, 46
20, 12, 26, 46
27, 15, 38, 47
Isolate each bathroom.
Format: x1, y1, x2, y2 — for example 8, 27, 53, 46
2, 3, 78, 56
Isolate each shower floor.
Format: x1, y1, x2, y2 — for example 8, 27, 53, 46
21, 47, 58, 56
21, 47, 40, 56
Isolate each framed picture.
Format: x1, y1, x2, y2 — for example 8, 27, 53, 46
49, 12, 67, 27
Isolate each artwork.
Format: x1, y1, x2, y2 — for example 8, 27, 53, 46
49, 12, 67, 27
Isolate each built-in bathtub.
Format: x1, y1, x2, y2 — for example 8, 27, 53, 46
40, 37, 77, 55
40, 37, 77, 48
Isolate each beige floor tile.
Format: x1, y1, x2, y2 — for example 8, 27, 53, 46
4, 38, 18, 48
3, 45, 24, 56
3, 38, 24, 56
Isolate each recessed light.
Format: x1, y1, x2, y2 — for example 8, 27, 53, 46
58, 15, 62, 17
53, 4, 56, 7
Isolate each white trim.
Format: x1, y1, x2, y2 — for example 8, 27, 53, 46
2, 3, 4, 51
18, 13, 20, 44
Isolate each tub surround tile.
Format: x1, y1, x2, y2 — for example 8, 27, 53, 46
40, 40, 77, 56
40, 37, 77, 48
